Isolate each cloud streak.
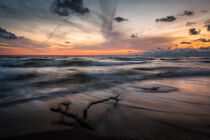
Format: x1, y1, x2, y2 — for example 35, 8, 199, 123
99, 0, 118, 39
74, 35, 174, 52
0, 37, 50, 54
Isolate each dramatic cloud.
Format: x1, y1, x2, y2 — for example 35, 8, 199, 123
194, 38, 210, 42
186, 22, 196, 26
189, 28, 200, 35
50, 0, 89, 16
130, 34, 138, 39
182, 10, 194, 16
156, 16, 176, 22
181, 41, 191, 44
114, 17, 128, 23
0, 27, 20, 40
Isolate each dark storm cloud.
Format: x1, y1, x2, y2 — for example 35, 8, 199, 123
114, 17, 128, 23
50, 0, 89, 16
0, 27, 20, 39
204, 19, 210, 31
182, 10, 194, 16
194, 38, 210, 42
181, 41, 191, 44
156, 16, 176, 22
186, 22, 196, 26
130, 34, 138, 39
189, 28, 200, 35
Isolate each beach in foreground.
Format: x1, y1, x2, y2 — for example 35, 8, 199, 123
0, 55, 210, 140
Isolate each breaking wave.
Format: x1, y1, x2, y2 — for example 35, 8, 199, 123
0, 58, 148, 67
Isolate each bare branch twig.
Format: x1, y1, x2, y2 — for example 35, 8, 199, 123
82, 94, 119, 119
50, 94, 120, 130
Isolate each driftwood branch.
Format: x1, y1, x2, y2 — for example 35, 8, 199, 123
50, 107, 94, 130
50, 94, 120, 130
82, 94, 119, 119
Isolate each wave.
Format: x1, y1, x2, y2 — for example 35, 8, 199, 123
1, 68, 210, 108
133, 66, 187, 71
108, 56, 155, 61
160, 58, 180, 61
0, 70, 39, 81
21, 68, 210, 89
0, 59, 148, 67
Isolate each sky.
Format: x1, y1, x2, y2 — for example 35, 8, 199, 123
0, 0, 210, 55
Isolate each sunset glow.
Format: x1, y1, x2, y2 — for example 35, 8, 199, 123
0, 0, 209, 55
1, 1, 210, 139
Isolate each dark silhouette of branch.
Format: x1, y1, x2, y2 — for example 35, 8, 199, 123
50, 94, 120, 130
50, 105, 94, 130
82, 94, 119, 119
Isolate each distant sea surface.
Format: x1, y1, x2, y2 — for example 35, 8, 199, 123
0, 55, 210, 139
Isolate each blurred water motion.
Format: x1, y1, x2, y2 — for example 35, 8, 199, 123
0, 55, 210, 139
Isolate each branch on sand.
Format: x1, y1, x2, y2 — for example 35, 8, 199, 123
50, 94, 120, 130
82, 94, 119, 119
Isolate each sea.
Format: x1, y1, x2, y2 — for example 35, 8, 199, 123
0, 55, 210, 139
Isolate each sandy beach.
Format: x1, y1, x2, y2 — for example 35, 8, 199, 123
0, 56, 210, 140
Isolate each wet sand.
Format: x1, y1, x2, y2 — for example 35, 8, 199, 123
1, 56, 210, 139
10, 129, 128, 140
